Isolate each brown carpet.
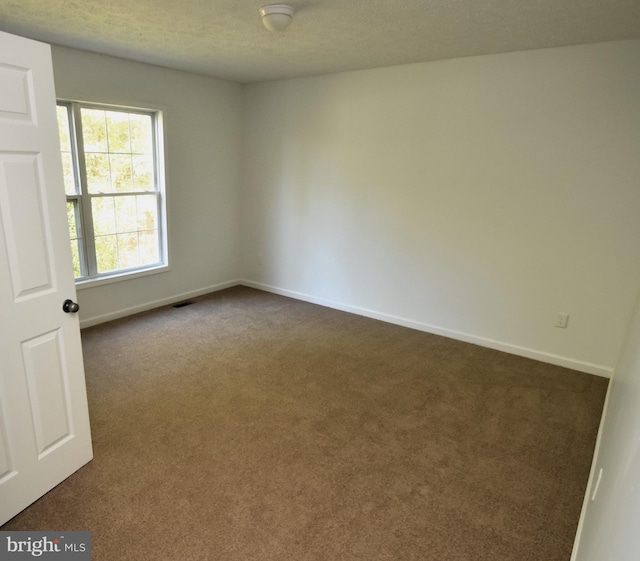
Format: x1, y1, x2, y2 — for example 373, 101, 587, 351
2, 286, 607, 560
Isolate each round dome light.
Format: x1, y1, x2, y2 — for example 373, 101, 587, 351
259, 4, 295, 32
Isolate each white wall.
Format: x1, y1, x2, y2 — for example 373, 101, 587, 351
51, 46, 244, 326
241, 40, 640, 376
572, 289, 640, 560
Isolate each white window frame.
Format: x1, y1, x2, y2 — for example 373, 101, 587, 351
58, 100, 169, 288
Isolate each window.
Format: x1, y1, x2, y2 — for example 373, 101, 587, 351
56, 102, 167, 283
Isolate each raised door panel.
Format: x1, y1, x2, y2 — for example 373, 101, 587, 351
0, 63, 36, 124
22, 330, 73, 458
0, 153, 54, 299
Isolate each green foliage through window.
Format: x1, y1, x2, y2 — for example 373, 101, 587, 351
57, 102, 165, 280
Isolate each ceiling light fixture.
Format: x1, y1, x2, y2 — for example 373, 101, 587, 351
259, 4, 295, 32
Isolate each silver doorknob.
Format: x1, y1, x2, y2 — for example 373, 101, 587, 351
62, 299, 80, 313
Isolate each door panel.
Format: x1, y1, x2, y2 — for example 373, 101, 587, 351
0, 63, 35, 122
22, 330, 73, 457
0, 31, 93, 526
0, 404, 12, 483
0, 153, 53, 297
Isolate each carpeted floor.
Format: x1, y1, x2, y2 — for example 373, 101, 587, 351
2, 286, 607, 560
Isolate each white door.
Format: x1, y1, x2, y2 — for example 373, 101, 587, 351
0, 31, 93, 526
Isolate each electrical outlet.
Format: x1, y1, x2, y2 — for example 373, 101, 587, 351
556, 313, 569, 328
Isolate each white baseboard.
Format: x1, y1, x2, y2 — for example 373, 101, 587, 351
79, 279, 242, 329
79, 277, 613, 377
240, 280, 613, 378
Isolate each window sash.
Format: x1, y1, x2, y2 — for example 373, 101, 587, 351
58, 101, 166, 282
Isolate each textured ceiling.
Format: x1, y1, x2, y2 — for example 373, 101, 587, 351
0, 0, 639, 83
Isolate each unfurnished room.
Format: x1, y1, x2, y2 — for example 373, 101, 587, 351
0, 1, 639, 560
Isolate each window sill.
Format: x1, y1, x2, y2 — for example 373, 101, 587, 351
75, 264, 170, 291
